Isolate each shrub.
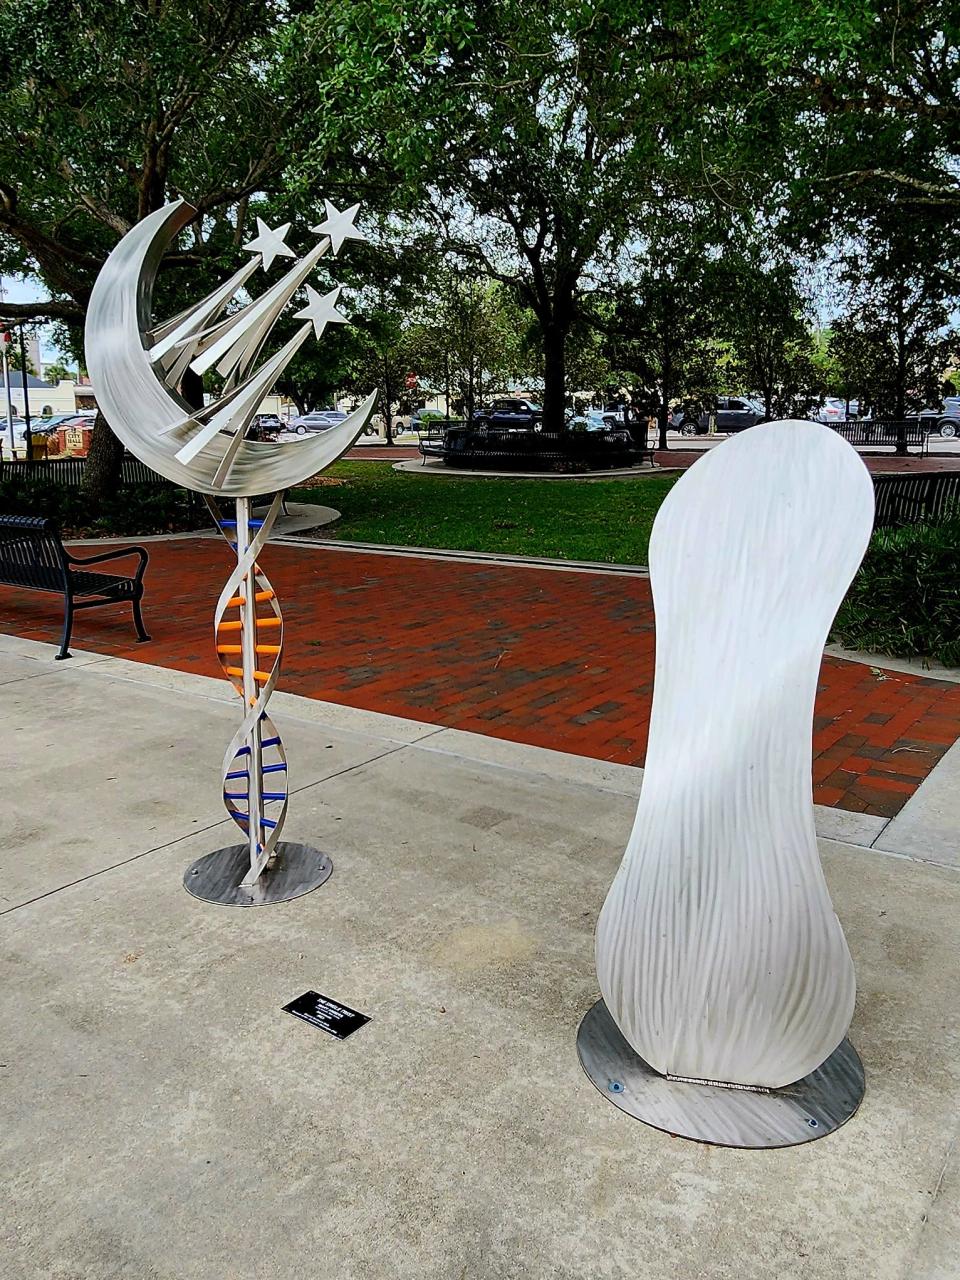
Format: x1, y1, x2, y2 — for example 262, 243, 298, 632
832, 512, 960, 666
0, 478, 202, 537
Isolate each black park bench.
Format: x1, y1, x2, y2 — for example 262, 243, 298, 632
0, 515, 150, 660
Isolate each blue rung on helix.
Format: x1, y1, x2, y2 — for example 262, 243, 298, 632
218, 519, 265, 529
225, 769, 250, 780
260, 817, 277, 829
261, 736, 281, 748
261, 791, 285, 801
262, 763, 287, 773
223, 792, 248, 802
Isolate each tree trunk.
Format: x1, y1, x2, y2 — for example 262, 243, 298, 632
894, 304, 908, 455
658, 340, 672, 451
81, 411, 125, 506
542, 322, 566, 433
894, 324, 907, 421
382, 357, 394, 445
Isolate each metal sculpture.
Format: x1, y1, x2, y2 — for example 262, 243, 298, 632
85, 198, 376, 905
579, 420, 875, 1146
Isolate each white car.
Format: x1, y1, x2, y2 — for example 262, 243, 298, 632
289, 409, 348, 434
813, 398, 847, 424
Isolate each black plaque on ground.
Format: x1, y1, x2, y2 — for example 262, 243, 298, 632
283, 990, 370, 1040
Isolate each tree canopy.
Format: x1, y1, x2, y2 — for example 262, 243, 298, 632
0, 0, 957, 486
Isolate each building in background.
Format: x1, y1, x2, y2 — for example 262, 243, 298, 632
1, 371, 76, 417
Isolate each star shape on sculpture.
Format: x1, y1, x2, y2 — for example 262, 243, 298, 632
310, 199, 367, 256
293, 284, 349, 339
242, 217, 296, 272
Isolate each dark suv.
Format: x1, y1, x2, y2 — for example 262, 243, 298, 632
918, 398, 960, 438
472, 398, 542, 430
671, 396, 765, 435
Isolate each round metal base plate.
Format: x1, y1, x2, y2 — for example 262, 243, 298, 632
577, 999, 864, 1148
183, 842, 333, 906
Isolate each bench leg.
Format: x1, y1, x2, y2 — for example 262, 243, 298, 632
132, 593, 151, 643
57, 597, 74, 660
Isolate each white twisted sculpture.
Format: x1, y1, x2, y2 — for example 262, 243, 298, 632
595, 420, 875, 1089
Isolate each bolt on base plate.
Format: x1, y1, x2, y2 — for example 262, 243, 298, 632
576, 998, 864, 1148
183, 841, 333, 906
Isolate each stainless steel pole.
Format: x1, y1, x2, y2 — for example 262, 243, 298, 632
236, 495, 264, 879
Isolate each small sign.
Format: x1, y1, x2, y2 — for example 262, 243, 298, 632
283, 990, 370, 1040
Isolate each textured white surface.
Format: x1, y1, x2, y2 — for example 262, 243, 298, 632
595, 421, 875, 1088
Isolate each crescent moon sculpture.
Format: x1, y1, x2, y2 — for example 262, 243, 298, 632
85, 199, 376, 497
85, 197, 378, 905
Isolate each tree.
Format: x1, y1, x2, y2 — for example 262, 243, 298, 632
421, 275, 531, 421
723, 255, 822, 420
702, 1, 960, 240
293, 1, 727, 431
332, 231, 442, 442
2, 338, 37, 376
591, 213, 733, 448
831, 217, 959, 419
0, 0, 318, 500
273, 325, 365, 417
41, 361, 76, 384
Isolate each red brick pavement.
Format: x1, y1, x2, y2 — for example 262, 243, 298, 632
3, 539, 958, 819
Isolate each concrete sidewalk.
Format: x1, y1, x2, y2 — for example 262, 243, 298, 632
1, 635, 959, 1279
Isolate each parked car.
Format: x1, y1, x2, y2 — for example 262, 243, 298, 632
671, 396, 766, 435
812, 397, 847, 424
569, 408, 619, 431
811, 397, 872, 424
2, 417, 28, 444
472, 398, 542, 430
918, 398, 960, 438
289, 409, 348, 434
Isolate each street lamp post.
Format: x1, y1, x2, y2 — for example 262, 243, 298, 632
18, 324, 33, 460
1, 326, 15, 459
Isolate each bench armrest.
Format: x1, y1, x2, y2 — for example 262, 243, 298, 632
65, 545, 149, 582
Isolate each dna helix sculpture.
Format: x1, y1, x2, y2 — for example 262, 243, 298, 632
208, 493, 288, 886
179, 492, 335, 905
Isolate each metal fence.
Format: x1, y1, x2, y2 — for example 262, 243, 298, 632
873, 472, 960, 529
439, 424, 646, 469
0, 456, 171, 487
830, 419, 928, 454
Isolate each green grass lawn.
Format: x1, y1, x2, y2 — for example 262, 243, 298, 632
291, 461, 677, 565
